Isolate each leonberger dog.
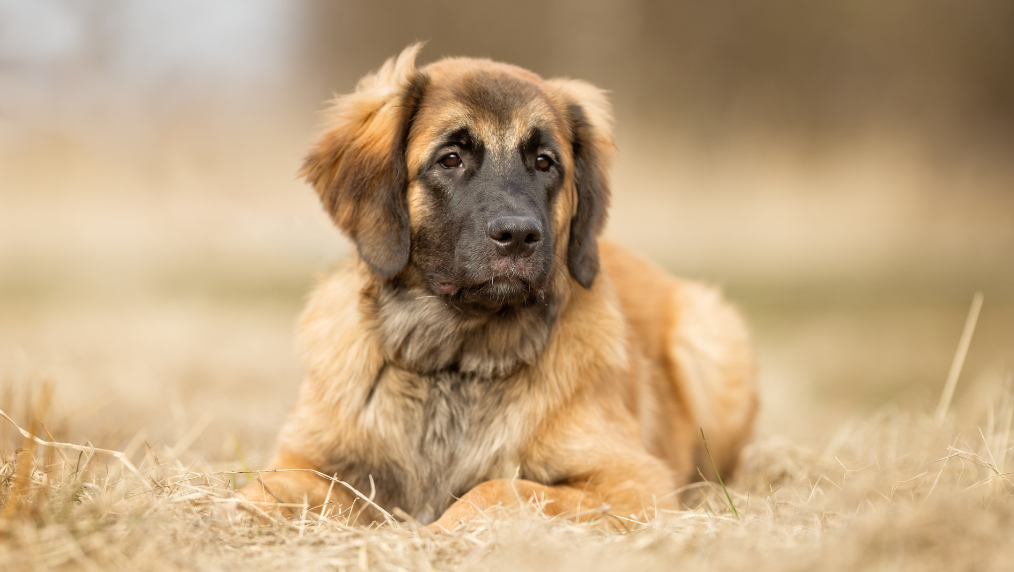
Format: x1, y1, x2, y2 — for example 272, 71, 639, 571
239, 45, 758, 531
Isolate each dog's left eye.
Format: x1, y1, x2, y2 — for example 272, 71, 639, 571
535, 155, 552, 172
439, 153, 463, 168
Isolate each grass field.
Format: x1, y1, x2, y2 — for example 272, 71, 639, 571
3, 369, 1013, 571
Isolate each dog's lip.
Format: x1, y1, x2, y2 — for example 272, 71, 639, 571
466, 274, 531, 292
437, 274, 529, 296
436, 281, 459, 295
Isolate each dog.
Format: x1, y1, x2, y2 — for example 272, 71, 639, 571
238, 45, 758, 531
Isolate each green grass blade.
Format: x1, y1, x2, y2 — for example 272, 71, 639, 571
701, 427, 740, 520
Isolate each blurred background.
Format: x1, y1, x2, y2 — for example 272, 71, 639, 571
2, 0, 1012, 461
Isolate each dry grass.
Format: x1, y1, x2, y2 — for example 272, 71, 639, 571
2, 377, 1013, 572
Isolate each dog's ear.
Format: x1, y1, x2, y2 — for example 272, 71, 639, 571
545, 79, 615, 289
300, 44, 427, 278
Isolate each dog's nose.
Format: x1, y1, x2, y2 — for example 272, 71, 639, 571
486, 214, 543, 257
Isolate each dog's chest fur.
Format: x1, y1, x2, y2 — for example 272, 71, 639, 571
365, 366, 522, 523
373, 283, 554, 378
307, 279, 556, 524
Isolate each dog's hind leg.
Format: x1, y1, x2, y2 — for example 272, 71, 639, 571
665, 280, 758, 481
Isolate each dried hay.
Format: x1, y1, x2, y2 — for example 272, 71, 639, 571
2, 377, 1012, 572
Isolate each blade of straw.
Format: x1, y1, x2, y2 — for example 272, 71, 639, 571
0, 407, 145, 482
935, 291, 984, 423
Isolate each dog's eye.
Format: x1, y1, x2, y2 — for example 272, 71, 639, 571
535, 155, 552, 172
439, 153, 463, 168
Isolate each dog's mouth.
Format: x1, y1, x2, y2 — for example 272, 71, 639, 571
436, 274, 544, 310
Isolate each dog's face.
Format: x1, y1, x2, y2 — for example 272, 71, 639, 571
405, 61, 570, 311
301, 46, 614, 313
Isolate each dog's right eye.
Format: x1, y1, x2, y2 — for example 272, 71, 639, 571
439, 153, 463, 168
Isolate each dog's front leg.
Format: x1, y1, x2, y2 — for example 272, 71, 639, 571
236, 449, 360, 520
425, 472, 665, 532
424, 478, 598, 532
425, 447, 678, 532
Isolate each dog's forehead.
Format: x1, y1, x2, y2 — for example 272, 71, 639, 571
409, 60, 563, 162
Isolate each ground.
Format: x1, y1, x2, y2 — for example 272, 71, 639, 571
2, 383, 1013, 571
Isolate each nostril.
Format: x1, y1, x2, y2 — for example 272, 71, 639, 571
487, 214, 543, 256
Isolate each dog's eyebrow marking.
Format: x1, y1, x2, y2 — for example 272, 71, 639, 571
520, 127, 540, 152
520, 127, 560, 160
438, 127, 476, 149
416, 120, 472, 160
411, 124, 485, 179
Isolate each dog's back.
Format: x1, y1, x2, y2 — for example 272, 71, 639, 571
600, 241, 758, 481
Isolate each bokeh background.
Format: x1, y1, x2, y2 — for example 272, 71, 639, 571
2, 1, 1012, 463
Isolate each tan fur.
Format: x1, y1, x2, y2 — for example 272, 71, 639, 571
240, 46, 758, 530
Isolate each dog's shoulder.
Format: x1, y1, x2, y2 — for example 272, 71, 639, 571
598, 240, 751, 367
298, 262, 367, 349
598, 240, 678, 359
293, 261, 385, 409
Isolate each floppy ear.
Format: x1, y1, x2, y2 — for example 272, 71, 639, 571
545, 79, 615, 289
300, 44, 427, 278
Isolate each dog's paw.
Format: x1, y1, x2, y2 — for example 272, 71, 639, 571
231, 482, 286, 522
422, 501, 477, 533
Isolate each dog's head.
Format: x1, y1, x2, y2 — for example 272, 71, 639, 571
302, 45, 613, 312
